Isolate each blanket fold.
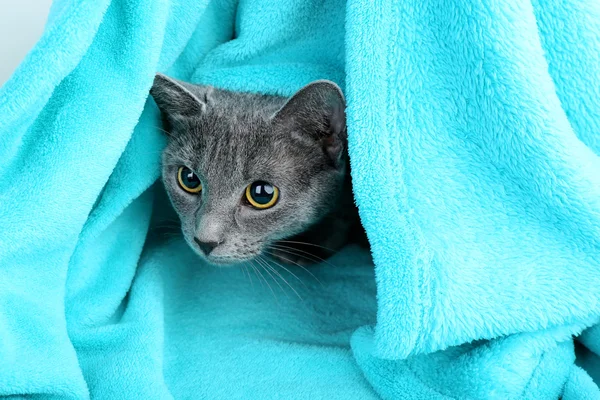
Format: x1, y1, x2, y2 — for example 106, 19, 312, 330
1, 0, 599, 398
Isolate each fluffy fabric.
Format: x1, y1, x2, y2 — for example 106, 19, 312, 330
1, 0, 599, 398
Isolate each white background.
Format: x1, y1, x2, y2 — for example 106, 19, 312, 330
0, 0, 53, 85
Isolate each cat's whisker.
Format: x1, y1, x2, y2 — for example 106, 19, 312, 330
150, 218, 181, 225
149, 228, 180, 235
254, 257, 282, 304
151, 221, 180, 225
252, 260, 271, 292
249, 263, 265, 290
252, 259, 279, 304
151, 223, 179, 230
260, 256, 304, 302
270, 243, 328, 264
269, 243, 339, 272
150, 227, 180, 233
138, 123, 172, 137
153, 217, 181, 222
269, 249, 325, 287
155, 235, 185, 247
152, 230, 181, 236
243, 264, 255, 290
240, 264, 248, 283
149, 229, 182, 240
256, 255, 292, 300
263, 253, 311, 291
276, 240, 337, 253
248, 265, 262, 287
159, 233, 183, 240
150, 223, 180, 230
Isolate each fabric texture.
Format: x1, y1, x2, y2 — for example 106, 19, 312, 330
1, 0, 599, 398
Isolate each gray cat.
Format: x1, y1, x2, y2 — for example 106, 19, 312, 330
150, 74, 364, 266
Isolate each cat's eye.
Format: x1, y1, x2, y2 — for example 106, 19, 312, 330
245, 181, 279, 209
177, 166, 202, 194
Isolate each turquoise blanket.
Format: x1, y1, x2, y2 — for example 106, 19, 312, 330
1, 0, 600, 398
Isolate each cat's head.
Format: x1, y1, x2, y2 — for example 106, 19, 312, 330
150, 74, 347, 266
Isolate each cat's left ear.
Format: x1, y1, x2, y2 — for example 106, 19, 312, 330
150, 73, 212, 135
272, 80, 347, 167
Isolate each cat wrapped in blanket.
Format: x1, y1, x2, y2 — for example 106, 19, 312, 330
150, 74, 366, 266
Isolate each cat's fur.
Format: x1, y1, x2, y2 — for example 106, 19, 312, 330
150, 73, 364, 266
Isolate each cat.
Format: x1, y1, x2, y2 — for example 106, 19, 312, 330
150, 73, 365, 266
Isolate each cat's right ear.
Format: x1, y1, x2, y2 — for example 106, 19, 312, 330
272, 80, 347, 168
150, 73, 210, 135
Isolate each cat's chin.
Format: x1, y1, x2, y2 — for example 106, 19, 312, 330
201, 255, 255, 267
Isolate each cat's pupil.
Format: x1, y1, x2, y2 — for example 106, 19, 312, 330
182, 167, 200, 188
250, 181, 274, 204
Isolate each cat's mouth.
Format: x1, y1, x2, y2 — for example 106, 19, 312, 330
203, 255, 252, 266
193, 243, 262, 267
185, 234, 269, 266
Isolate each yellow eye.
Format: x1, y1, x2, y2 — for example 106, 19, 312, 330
245, 181, 279, 209
177, 166, 202, 194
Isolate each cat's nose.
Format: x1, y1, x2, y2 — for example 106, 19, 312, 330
194, 237, 219, 255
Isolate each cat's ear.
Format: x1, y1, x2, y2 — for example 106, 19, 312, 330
272, 80, 347, 167
150, 73, 212, 134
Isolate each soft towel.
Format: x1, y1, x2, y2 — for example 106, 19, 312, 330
1, 0, 599, 399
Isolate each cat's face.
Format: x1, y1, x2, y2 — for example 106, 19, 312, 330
150, 74, 347, 266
